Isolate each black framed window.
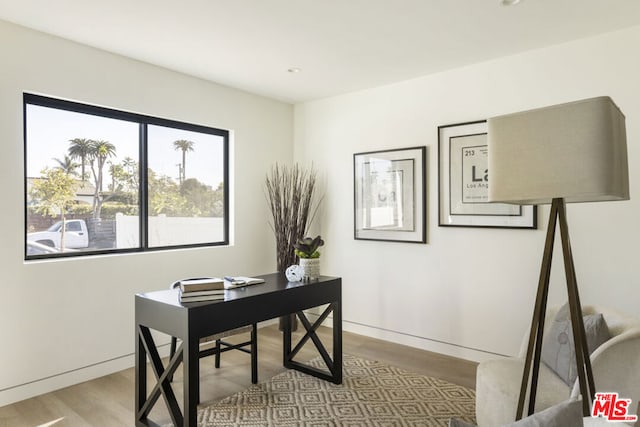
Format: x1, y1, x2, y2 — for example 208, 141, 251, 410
24, 93, 229, 259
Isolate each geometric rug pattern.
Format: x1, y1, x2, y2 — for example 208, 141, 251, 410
197, 354, 476, 426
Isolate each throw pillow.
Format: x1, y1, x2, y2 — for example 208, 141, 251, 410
502, 398, 584, 427
541, 304, 611, 386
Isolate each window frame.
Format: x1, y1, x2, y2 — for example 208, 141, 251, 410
24, 93, 230, 260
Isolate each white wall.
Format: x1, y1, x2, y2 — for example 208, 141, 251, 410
294, 26, 640, 362
0, 20, 292, 406
3, 17, 640, 408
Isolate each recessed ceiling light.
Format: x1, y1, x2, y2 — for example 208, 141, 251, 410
287, 67, 301, 73
501, 0, 521, 5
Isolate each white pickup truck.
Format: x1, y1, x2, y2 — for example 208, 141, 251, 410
27, 219, 90, 249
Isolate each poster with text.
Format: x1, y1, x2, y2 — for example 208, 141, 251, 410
449, 133, 519, 216
438, 120, 536, 229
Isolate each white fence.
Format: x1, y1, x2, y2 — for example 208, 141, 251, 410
115, 213, 224, 248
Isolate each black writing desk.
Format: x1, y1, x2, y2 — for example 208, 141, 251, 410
135, 273, 342, 427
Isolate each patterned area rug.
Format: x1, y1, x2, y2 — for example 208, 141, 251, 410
197, 354, 476, 426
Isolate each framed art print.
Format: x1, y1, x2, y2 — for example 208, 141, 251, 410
438, 121, 536, 228
354, 146, 426, 242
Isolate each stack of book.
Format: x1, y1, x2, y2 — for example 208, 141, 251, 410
178, 278, 225, 303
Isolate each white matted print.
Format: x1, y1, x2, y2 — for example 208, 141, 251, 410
354, 147, 426, 242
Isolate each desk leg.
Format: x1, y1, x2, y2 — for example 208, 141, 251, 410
283, 313, 292, 368
135, 323, 147, 424
333, 299, 343, 384
135, 325, 184, 426
183, 336, 199, 426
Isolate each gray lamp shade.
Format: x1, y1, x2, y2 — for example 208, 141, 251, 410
488, 96, 629, 205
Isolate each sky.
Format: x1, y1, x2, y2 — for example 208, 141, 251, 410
25, 104, 224, 187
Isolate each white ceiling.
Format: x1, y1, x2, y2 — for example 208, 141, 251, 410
1, 0, 640, 103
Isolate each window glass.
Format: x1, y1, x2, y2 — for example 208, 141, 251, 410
66, 221, 82, 232
147, 125, 226, 247
25, 103, 140, 254
24, 94, 229, 259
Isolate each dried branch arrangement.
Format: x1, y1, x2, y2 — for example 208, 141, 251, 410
265, 163, 320, 272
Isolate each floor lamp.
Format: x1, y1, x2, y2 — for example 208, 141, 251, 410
487, 97, 630, 419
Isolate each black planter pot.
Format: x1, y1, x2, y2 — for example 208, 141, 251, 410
278, 313, 298, 332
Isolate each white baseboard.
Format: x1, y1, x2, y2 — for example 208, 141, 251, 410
0, 322, 283, 407
0, 345, 167, 407
341, 320, 504, 363
0, 315, 500, 407
303, 309, 504, 363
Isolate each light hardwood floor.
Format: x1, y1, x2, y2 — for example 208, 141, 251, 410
0, 324, 478, 427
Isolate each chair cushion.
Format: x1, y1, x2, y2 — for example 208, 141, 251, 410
475, 357, 570, 427
201, 325, 253, 343
541, 304, 611, 386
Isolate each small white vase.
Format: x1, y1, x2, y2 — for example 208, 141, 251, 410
299, 258, 320, 281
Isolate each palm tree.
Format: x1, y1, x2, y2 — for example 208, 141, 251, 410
108, 161, 124, 192
88, 139, 117, 218
68, 138, 92, 181
52, 155, 79, 176
173, 139, 195, 184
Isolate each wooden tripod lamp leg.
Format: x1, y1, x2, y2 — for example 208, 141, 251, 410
517, 198, 596, 420
557, 199, 596, 415
516, 198, 560, 420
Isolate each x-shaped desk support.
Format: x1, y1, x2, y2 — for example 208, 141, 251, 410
136, 325, 185, 427
283, 302, 342, 384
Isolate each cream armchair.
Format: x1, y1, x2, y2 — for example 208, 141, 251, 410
475, 306, 640, 427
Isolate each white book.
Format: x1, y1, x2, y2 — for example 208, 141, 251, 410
179, 289, 226, 297
180, 294, 225, 303
223, 276, 265, 289
179, 277, 224, 293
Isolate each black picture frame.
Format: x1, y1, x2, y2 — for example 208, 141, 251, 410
354, 146, 427, 243
438, 121, 537, 229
